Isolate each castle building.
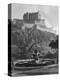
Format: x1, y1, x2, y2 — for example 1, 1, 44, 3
23, 11, 45, 26
23, 12, 39, 22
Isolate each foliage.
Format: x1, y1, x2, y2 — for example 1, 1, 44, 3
9, 19, 58, 60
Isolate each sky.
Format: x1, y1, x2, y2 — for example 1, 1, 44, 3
11, 3, 59, 34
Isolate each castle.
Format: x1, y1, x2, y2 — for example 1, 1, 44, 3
23, 11, 45, 26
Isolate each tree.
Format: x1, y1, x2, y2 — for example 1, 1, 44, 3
49, 36, 58, 49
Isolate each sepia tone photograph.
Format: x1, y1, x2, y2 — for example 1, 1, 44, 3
8, 3, 59, 76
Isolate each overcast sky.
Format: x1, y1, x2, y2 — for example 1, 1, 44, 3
11, 3, 59, 34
